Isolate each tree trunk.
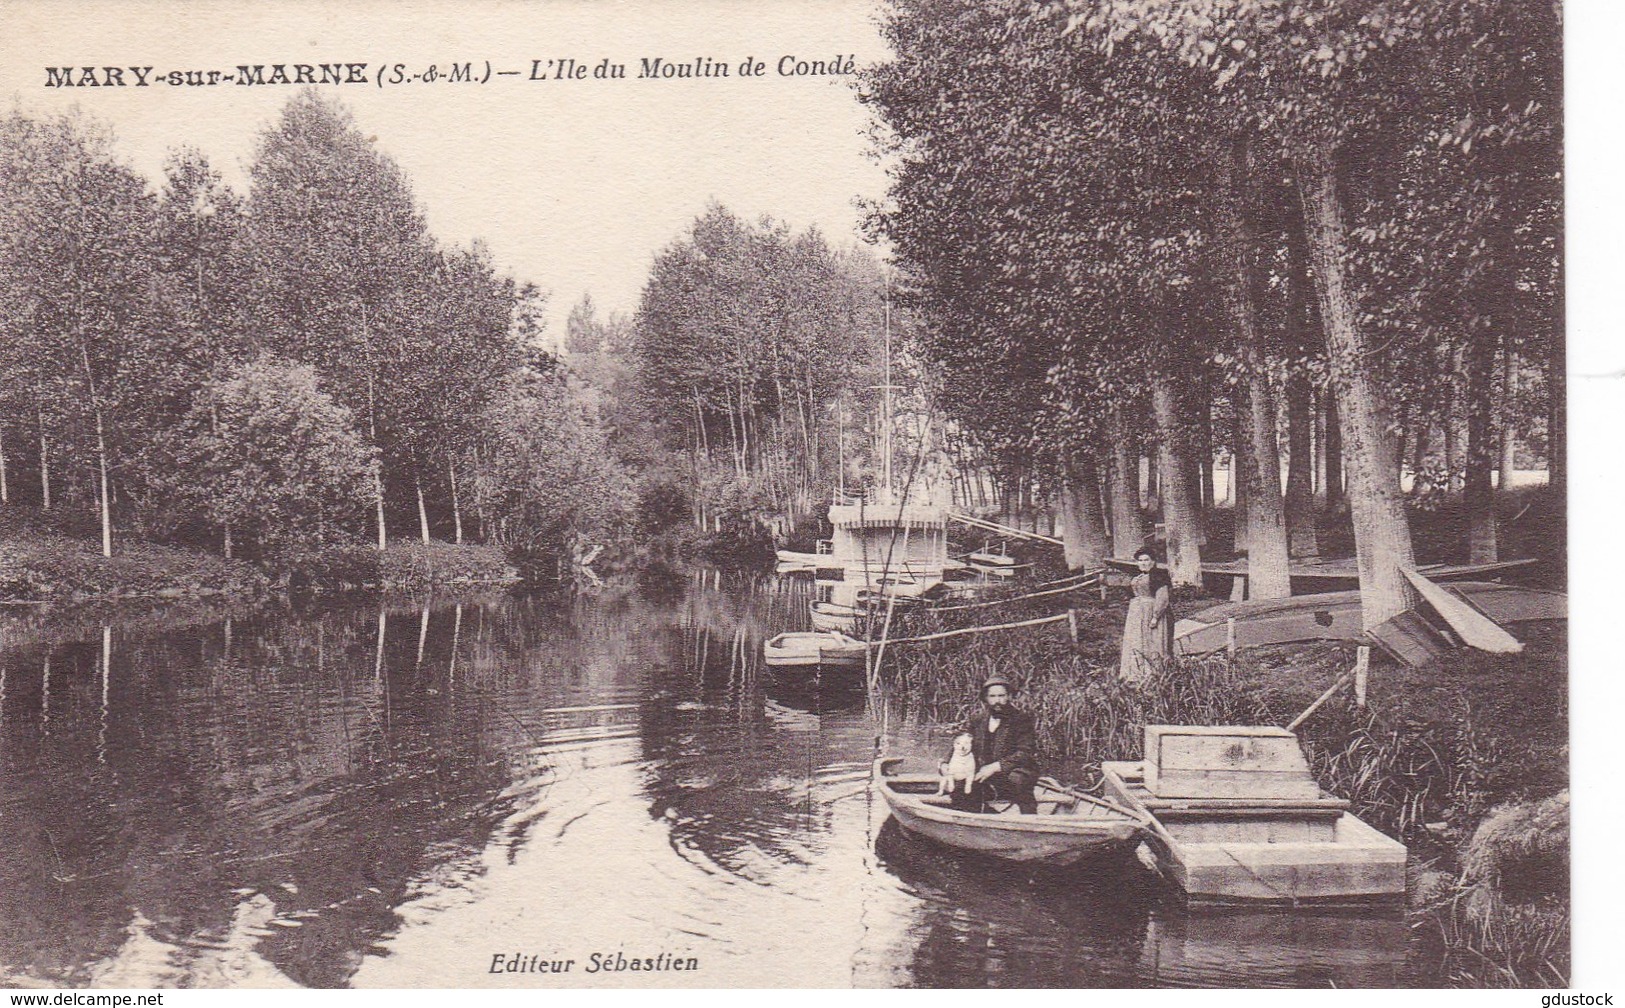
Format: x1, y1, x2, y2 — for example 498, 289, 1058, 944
1498, 341, 1518, 491
0, 424, 8, 504
1108, 405, 1144, 557
366, 369, 386, 551
1057, 457, 1110, 571
1237, 370, 1291, 598
1546, 333, 1564, 496
1312, 386, 1324, 497
1285, 373, 1320, 558
449, 456, 464, 544
1323, 391, 1343, 511
1297, 145, 1416, 629
1194, 386, 1212, 545
1464, 332, 1499, 562
38, 412, 51, 510
1410, 412, 1431, 495
416, 473, 431, 544
373, 467, 387, 550
79, 340, 112, 559
1230, 399, 1249, 554
1444, 348, 1466, 492
97, 416, 111, 558
1151, 374, 1203, 587
1215, 136, 1289, 598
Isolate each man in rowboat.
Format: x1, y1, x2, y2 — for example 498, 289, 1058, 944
962, 674, 1039, 814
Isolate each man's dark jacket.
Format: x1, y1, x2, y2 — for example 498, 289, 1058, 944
969, 707, 1038, 778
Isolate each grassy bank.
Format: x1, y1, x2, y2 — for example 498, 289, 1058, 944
0, 527, 519, 603
0, 531, 270, 603
876, 591, 1568, 987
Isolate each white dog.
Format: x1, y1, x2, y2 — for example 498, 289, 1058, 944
938, 733, 977, 797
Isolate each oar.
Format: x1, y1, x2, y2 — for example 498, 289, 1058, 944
1037, 776, 1174, 845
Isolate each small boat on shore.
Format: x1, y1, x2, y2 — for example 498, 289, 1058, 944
763, 631, 868, 667
872, 757, 1146, 866
775, 543, 843, 570
1172, 580, 1566, 657
1107, 555, 1540, 595
809, 599, 861, 632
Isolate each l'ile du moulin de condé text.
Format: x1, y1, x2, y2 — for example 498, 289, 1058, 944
41, 55, 858, 90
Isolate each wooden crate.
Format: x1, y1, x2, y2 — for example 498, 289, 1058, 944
1144, 725, 1321, 801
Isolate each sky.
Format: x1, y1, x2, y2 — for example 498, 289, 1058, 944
3, 0, 895, 344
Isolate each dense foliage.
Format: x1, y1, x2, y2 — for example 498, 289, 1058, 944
863, 0, 1560, 621
624, 205, 895, 539
0, 93, 620, 569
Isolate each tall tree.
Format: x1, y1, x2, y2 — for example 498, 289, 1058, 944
246, 90, 437, 549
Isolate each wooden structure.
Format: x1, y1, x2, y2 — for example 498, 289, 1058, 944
1108, 555, 1539, 598
873, 757, 1144, 866
948, 511, 1064, 547
828, 495, 951, 589
1172, 581, 1565, 659
1103, 725, 1407, 905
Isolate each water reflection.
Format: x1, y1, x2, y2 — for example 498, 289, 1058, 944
0, 573, 1425, 988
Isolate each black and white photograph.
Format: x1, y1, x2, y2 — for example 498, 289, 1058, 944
0, 0, 1592, 992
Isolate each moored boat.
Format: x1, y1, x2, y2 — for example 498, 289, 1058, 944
763, 631, 868, 667
809, 599, 860, 632
872, 757, 1146, 866
775, 543, 843, 570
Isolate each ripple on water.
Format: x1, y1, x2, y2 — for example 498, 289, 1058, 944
0, 586, 1429, 988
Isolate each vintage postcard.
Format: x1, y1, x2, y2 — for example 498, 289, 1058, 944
0, 0, 1595, 994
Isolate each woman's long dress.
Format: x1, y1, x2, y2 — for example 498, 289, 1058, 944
1119, 572, 1170, 683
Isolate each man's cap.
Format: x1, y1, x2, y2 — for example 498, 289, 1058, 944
981, 674, 1013, 694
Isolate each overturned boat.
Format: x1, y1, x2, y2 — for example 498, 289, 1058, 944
1172, 579, 1565, 663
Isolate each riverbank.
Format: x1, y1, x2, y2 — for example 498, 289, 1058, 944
0, 526, 519, 604
876, 592, 1568, 987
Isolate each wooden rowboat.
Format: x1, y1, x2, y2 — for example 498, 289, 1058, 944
1172, 580, 1565, 657
1108, 555, 1539, 593
763, 631, 868, 667
809, 600, 860, 632
872, 757, 1146, 866
775, 548, 843, 570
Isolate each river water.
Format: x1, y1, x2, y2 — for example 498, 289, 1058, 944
0, 571, 1422, 988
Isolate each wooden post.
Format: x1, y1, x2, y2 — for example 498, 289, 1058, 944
1067, 608, 1080, 649
1099, 575, 1108, 603
1354, 645, 1369, 708
1226, 617, 1236, 656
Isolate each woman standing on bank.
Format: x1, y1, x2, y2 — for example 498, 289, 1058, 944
1119, 547, 1173, 682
